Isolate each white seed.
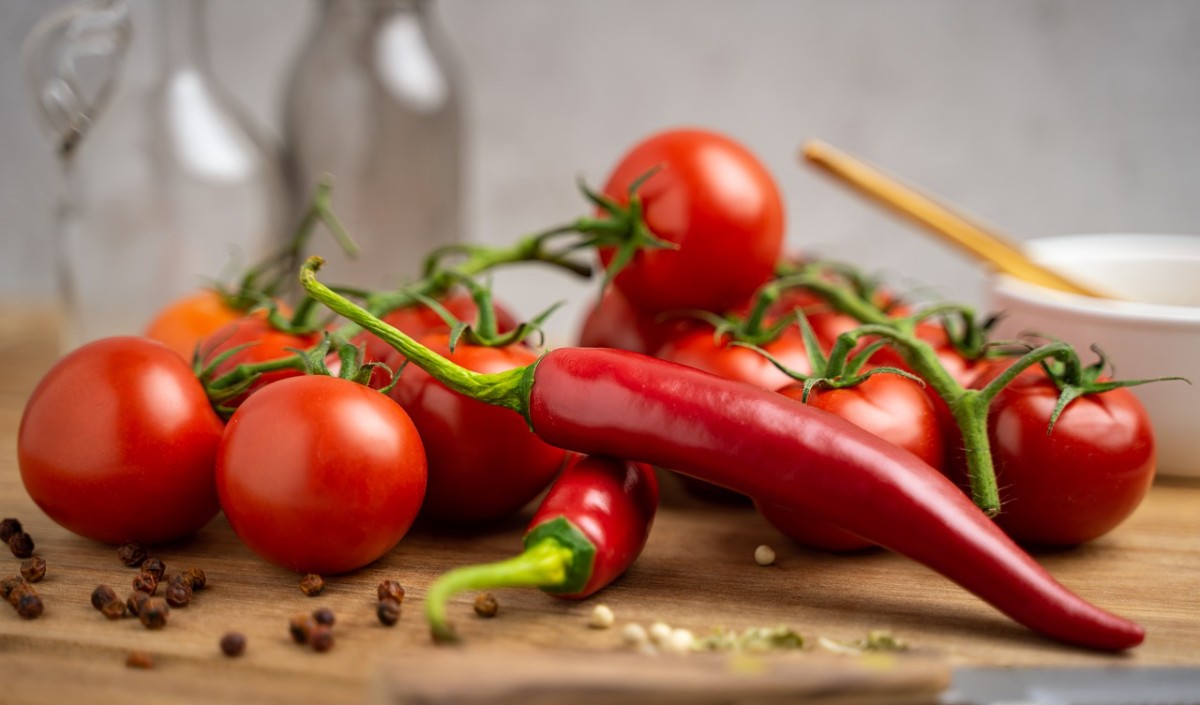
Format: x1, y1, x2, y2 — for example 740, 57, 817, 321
667, 628, 695, 654
754, 544, 776, 566
648, 620, 673, 645
621, 622, 649, 646
589, 604, 615, 629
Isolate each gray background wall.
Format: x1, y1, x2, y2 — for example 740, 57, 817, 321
3, 0, 1199, 339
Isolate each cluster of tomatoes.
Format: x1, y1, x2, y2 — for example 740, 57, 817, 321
15, 127, 1157, 581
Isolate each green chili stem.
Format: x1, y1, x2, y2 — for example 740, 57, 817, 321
424, 538, 573, 642
301, 257, 531, 414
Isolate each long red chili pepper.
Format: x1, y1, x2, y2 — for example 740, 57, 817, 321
301, 259, 1144, 652
424, 455, 658, 640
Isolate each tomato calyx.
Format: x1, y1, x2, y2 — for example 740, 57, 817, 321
415, 273, 561, 352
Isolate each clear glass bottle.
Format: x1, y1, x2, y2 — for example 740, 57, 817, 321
24, 0, 287, 351
283, 0, 463, 290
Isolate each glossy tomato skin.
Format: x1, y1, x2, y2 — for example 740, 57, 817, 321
357, 291, 517, 364
656, 327, 811, 392
216, 375, 427, 574
598, 128, 784, 314
18, 337, 224, 544
757, 372, 945, 552
577, 286, 701, 355
200, 316, 321, 406
971, 366, 1156, 547
145, 289, 247, 361
387, 335, 568, 524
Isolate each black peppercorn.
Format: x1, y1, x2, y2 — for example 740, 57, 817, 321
164, 579, 192, 608
19, 556, 47, 583
91, 584, 118, 611
0, 518, 22, 543
377, 579, 405, 604
377, 598, 401, 626
139, 597, 169, 629
127, 590, 150, 617
1, 575, 24, 602
288, 614, 315, 644
101, 598, 127, 620
182, 567, 206, 591
312, 607, 335, 626
8, 532, 34, 559
15, 592, 44, 620
126, 651, 154, 669
474, 592, 499, 619
8, 581, 35, 608
132, 571, 159, 595
309, 624, 334, 652
220, 631, 246, 657
117, 542, 147, 567
140, 557, 166, 581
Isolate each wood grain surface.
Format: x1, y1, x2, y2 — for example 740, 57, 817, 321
1, 306, 1198, 704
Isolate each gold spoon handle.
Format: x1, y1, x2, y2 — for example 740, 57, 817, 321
802, 140, 1110, 299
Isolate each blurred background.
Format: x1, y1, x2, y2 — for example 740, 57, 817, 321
2, 0, 1199, 341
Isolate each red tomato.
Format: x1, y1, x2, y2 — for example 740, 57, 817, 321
18, 337, 224, 544
757, 372, 945, 552
598, 128, 784, 314
216, 375, 427, 573
357, 291, 517, 364
968, 365, 1156, 547
656, 327, 811, 392
144, 289, 247, 361
387, 335, 568, 524
577, 286, 699, 355
199, 317, 321, 406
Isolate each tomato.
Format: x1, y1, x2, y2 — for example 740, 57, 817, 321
598, 128, 784, 314
577, 286, 699, 355
656, 327, 811, 392
357, 291, 517, 364
145, 289, 247, 361
216, 375, 427, 573
18, 337, 224, 544
199, 316, 321, 407
756, 371, 945, 552
387, 334, 568, 524
966, 365, 1156, 547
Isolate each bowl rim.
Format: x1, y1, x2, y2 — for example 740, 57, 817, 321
990, 232, 1200, 326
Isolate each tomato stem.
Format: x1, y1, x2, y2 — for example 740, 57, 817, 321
424, 537, 574, 643
302, 258, 531, 415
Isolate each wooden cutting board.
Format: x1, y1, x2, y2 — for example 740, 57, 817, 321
1, 305, 1198, 705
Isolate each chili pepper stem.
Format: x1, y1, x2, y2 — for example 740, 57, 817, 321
425, 538, 574, 641
301, 258, 532, 414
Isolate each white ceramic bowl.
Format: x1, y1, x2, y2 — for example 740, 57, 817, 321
987, 233, 1200, 479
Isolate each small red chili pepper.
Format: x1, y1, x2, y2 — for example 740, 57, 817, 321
302, 258, 1144, 652
424, 455, 658, 641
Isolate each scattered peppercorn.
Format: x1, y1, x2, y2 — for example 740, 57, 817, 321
91, 584, 118, 611
288, 614, 315, 644
102, 598, 127, 620
0, 518, 22, 543
1, 575, 24, 601
15, 591, 45, 620
219, 632, 246, 657
473, 592, 499, 619
139, 597, 169, 629
164, 579, 192, 608
182, 567, 206, 591
312, 607, 335, 626
309, 624, 334, 652
377, 579, 405, 604
127, 590, 150, 617
125, 651, 154, 669
19, 556, 47, 583
299, 573, 325, 597
117, 542, 147, 567
8, 581, 36, 608
377, 598, 401, 626
8, 532, 34, 559
132, 571, 159, 595
140, 557, 166, 581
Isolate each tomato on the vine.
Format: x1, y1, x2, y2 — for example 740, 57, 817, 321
968, 364, 1156, 547
757, 371, 945, 552
598, 128, 785, 314
216, 375, 427, 574
357, 291, 517, 364
387, 334, 567, 524
18, 337, 225, 545
144, 289, 249, 361
200, 316, 321, 407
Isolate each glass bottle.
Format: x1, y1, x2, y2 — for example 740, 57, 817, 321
283, 0, 463, 290
24, 0, 287, 351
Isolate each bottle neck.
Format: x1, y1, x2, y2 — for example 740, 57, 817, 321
155, 0, 210, 72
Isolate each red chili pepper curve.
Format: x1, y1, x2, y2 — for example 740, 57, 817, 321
424, 455, 658, 641
301, 258, 1144, 652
